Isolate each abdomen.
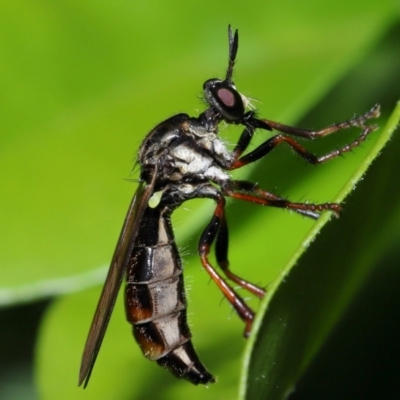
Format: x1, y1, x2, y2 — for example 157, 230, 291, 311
124, 206, 215, 384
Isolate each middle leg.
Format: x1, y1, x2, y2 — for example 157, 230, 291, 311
222, 180, 341, 218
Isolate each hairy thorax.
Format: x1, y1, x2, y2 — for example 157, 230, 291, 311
138, 113, 232, 184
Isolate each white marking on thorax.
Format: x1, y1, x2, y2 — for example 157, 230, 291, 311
172, 144, 213, 175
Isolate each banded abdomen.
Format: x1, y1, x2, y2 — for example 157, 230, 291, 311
125, 205, 215, 384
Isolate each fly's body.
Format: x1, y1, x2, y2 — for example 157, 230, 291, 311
123, 115, 235, 384
124, 114, 229, 383
79, 27, 380, 386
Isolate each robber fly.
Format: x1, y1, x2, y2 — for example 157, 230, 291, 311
79, 26, 380, 386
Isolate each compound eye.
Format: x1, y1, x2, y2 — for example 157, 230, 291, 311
204, 79, 245, 121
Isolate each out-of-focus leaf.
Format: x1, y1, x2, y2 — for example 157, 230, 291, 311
0, 0, 393, 301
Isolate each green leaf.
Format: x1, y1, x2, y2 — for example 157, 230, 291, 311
241, 102, 400, 400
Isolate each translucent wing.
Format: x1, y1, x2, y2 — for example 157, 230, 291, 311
79, 171, 157, 387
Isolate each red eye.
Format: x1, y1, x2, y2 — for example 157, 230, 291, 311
203, 79, 245, 122
217, 88, 235, 107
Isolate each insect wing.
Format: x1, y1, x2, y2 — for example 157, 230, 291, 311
79, 175, 156, 387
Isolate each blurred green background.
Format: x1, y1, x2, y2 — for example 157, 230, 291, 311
1, 1, 399, 399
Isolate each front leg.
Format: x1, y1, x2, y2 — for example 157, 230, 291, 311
226, 105, 380, 170
229, 112, 272, 162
